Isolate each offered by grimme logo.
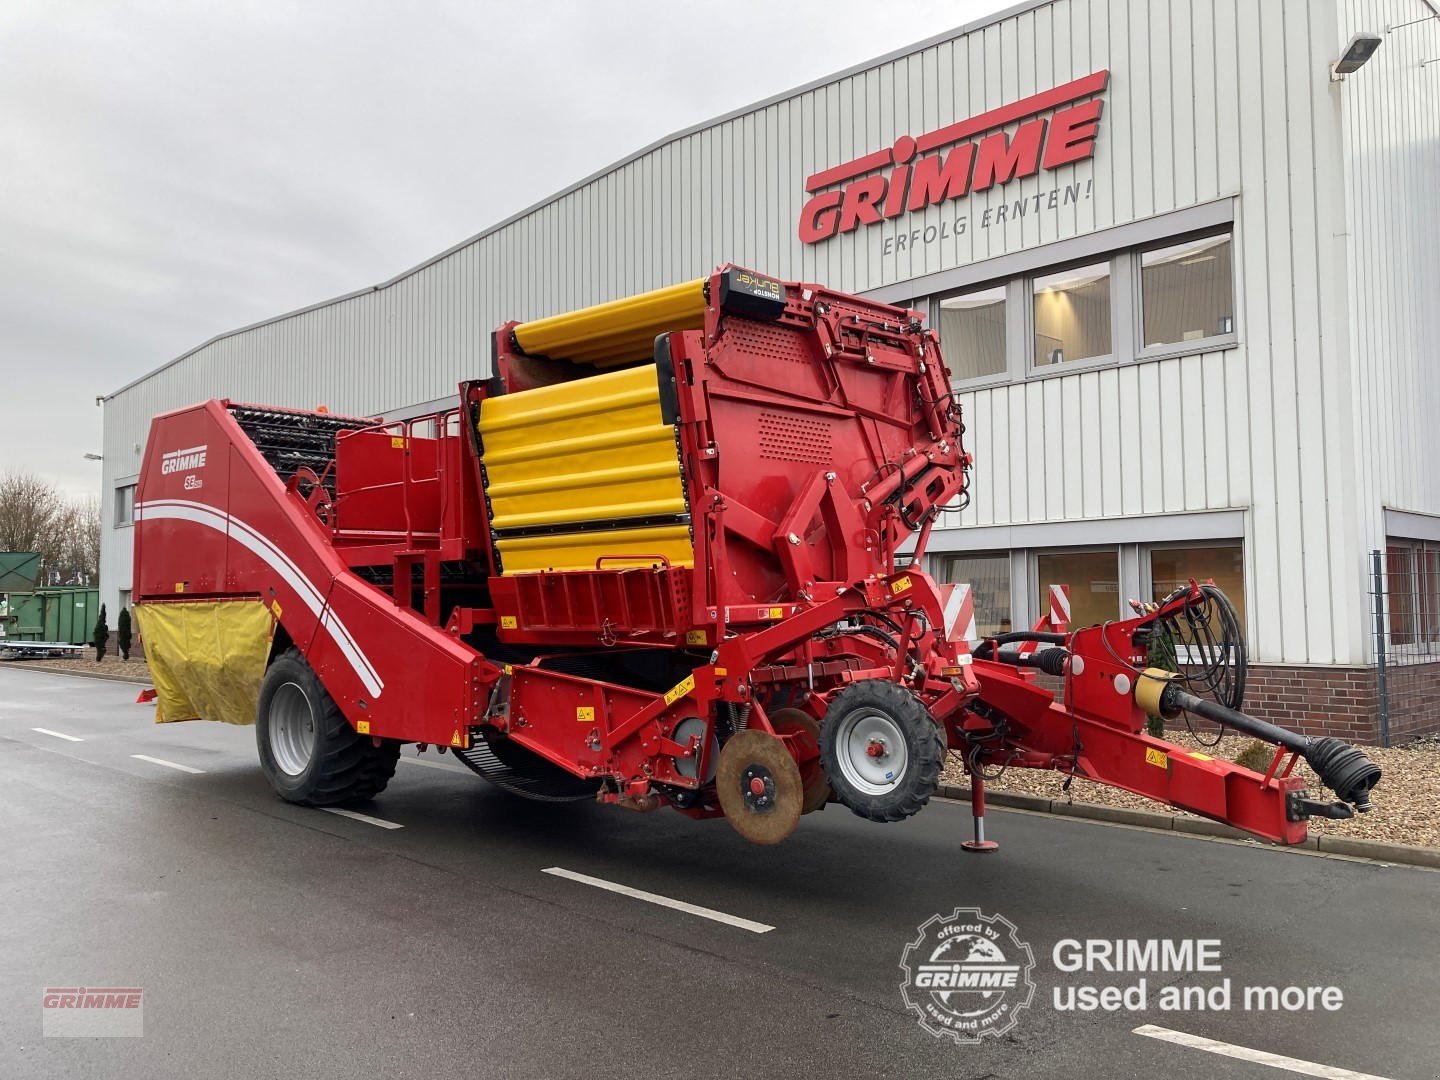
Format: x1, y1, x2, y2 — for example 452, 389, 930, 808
798, 70, 1108, 244
901, 908, 1036, 1043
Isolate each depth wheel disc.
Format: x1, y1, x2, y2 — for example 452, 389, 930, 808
715, 729, 804, 845
769, 708, 830, 814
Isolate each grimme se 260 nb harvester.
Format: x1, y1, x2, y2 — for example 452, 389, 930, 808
133, 266, 1379, 848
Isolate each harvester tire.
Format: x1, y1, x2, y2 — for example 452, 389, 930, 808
256, 648, 400, 806
819, 680, 943, 823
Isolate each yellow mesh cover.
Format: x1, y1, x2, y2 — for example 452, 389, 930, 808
479, 365, 692, 572
134, 600, 272, 725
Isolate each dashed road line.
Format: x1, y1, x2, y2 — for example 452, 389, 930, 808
1132, 1024, 1394, 1079
131, 754, 205, 774
32, 727, 83, 742
321, 807, 404, 830
542, 866, 775, 934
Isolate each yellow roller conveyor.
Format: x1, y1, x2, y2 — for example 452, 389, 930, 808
511, 278, 707, 367
478, 364, 693, 573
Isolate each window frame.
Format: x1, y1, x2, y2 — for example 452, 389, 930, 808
1027, 257, 1121, 377
925, 222, 1242, 392
1033, 545, 1125, 628
932, 278, 1020, 390
1133, 228, 1240, 361
114, 484, 136, 527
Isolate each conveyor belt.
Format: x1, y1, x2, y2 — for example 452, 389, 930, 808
227, 404, 373, 492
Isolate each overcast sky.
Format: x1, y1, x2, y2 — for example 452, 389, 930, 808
0, 0, 1004, 497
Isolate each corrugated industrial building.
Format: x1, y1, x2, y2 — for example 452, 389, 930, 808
101, 0, 1440, 739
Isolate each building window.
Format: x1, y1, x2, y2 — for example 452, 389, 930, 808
931, 552, 1012, 637
1141, 232, 1235, 348
1033, 262, 1111, 367
939, 285, 1007, 382
1386, 539, 1440, 646
1149, 541, 1247, 631
114, 484, 136, 527
1037, 549, 1119, 628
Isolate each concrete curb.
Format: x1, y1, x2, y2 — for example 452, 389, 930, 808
935, 783, 1440, 869
0, 663, 153, 686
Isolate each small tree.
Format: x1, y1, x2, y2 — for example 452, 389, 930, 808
93, 603, 108, 662
117, 607, 132, 661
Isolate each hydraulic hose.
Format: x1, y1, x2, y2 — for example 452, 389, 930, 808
971, 632, 1069, 661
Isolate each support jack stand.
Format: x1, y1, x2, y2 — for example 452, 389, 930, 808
961, 773, 999, 853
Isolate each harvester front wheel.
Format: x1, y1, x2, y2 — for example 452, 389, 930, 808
819, 680, 943, 822
256, 648, 399, 806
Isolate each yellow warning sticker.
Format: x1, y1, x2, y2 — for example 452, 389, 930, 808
664, 674, 696, 706
576, 706, 595, 722
768, 607, 785, 620
890, 575, 913, 595
503, 664, 513, 675
1145, 746, 1168, 769
450, 730, 463, 747
391, 435, 405, 449
685, 629, 708, 645
356, 720, 371, 735
714, 667, 727, 676
174, 582, 185, 594
270, 599, 283, 620
499, 615, 518, 629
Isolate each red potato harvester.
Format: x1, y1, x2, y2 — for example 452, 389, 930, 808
132, 265, 1379, 847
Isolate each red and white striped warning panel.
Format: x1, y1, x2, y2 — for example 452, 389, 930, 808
940, 582, 978, 643
1049, 583, 1071, 630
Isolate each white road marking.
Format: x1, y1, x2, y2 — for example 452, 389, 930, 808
542, 866, 774, 934
1132, 1024, 1394, 1080
32, 727, 83, 742
321, 807, 403, 830
131, 754, 205, 774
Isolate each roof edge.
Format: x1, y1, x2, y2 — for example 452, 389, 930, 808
104, 0, 1044, 403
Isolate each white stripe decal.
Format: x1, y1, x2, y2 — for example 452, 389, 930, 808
135, 499, 383, 698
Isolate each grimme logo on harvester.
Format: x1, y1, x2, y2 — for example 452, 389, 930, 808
901, 908, 1036, 1043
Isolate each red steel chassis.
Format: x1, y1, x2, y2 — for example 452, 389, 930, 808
133, 265, 1375, 845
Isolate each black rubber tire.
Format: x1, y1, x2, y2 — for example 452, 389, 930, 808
255, 648, 400, 806
818, 679, 944, 823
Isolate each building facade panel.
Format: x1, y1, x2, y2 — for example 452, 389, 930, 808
101, 0, 1434, 696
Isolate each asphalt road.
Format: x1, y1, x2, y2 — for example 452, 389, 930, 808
1, 666, 1436, 1080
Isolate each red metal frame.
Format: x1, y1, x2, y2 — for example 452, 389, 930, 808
134, 267, 1338, 845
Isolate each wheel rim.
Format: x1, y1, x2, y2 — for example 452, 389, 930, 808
832, 706, 908, 796
270, 682, 317, 776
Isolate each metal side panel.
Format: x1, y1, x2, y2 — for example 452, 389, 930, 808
496, 524, 694, 574
478, 364, 688, 538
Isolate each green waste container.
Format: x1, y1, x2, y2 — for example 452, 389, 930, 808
42, 587, 100, 645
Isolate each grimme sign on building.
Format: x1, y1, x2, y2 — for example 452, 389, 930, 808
797, 69, 1108, 244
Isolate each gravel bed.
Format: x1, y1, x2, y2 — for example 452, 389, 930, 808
942, 730, 1440, 849
1, 655, 152, 680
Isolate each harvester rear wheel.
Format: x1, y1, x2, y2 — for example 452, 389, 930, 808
715, 729, 804, 845
819, 680, 943, 822
769, 708, 830, 814
256, 648, 399, 806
